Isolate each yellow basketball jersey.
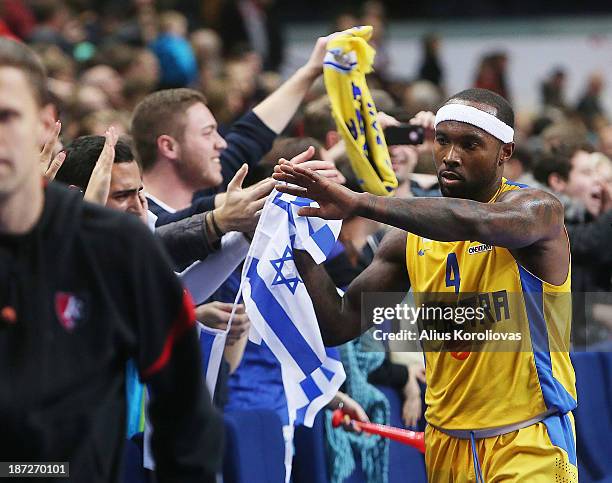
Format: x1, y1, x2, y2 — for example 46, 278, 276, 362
405, 178, 577, 430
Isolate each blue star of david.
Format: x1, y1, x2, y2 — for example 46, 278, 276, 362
270, 244, 302, 294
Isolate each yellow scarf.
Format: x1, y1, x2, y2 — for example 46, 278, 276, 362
323, 26, 397, 196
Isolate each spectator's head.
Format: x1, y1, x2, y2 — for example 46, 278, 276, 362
402, 80, 442, 116
586, 72, 604, 96
33, 44, 75, 82
303, 96, 339, 149
56, 135, 147, 220
30, 0, 66, 27
541, 120, 588, 151
593, 152, 612, 198
80, 65, 124, 109
131, 88, 227, 190
598, 124, 612, 159
533, 144, 602, 216
332, 11, 359, 32
78, 110, 130, 137
0, 38, 55, 198
503, 146, 533, 181
72, 85, 111, 115
422, 34, 441, 56
159, 10, 188, 37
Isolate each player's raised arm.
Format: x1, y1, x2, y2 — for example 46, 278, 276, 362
274, 164, 564, 250
362, 187, 565, 249
293, 227, 410, 346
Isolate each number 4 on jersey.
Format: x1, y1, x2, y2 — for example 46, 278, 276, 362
446, 253, 461, 293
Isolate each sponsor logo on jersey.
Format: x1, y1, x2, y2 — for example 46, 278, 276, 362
55, 292, 85, 331
468, 243, 493, 255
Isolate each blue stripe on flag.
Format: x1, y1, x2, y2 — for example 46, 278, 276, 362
321, 367, 336, 381
311, 225, 336, 257
272, 194, 296, 226
247, 258, 322, 374
292, 196, 314, 206
300, 374, 324, 401
325, 347, 340, 359
199, 330, 217, 375
295, 406, 308, 425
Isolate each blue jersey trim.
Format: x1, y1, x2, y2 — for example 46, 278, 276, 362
543, 412, 577, 466
505, 180, 529, 188
518, 264, 577, 414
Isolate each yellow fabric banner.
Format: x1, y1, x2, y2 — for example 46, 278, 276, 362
323, 26, 397, 196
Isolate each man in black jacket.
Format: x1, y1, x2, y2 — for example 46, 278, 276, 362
0, 38, 222, 482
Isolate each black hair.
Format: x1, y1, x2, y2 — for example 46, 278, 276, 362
55, 135, 135, 191
446, 87, 514, 129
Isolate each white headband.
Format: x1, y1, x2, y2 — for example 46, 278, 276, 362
434, 104, 514, 143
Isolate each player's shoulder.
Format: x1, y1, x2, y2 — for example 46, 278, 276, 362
497, 184, 564, 212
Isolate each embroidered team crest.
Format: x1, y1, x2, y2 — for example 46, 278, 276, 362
55, 292, 85, 331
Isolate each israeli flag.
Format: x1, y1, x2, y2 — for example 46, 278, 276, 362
241, 189, 346, 427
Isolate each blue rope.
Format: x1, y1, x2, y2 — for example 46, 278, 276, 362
470, 431, 485, 483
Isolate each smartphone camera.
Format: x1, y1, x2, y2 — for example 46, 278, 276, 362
384, 125, 425, 146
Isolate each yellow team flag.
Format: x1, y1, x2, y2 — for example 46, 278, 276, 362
323, 26, 397, 196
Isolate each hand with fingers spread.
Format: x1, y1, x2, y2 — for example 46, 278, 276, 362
84, 126, 119, 205
40, 120, 65, 181
213, 164, 275, 234
195, 302, 250, 345
279, 145, 346, 184
273, 148, 360, 220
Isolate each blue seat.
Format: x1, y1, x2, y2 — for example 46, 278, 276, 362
121, 432, 150, 483
223, 410, 286, 483
293, 411, 329, 483
571, 352, 612, 482
376, 386, 428, 483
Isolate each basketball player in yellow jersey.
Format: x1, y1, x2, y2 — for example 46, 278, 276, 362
273, 88, 577, 482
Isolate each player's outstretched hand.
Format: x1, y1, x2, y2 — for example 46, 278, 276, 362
273, 149, 360, 220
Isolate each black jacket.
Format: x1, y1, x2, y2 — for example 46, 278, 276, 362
566, 209, 612, 347
0, 182, 222, 482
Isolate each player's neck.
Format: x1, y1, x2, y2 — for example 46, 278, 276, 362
143, 162, 195, 211
0, 175, 44, 235
472, 178, 504, 203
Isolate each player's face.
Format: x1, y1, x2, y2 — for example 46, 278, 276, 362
0, 67, 54, 197
176, 102, 227, 190
433, 114, 509, 201
107, 161, 146, 221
